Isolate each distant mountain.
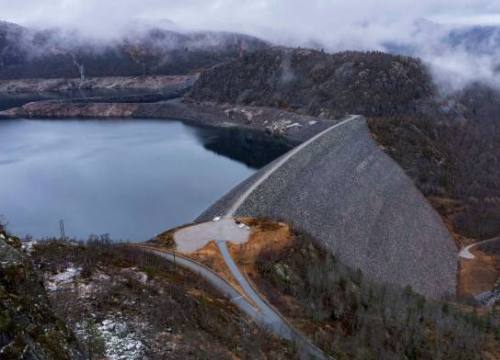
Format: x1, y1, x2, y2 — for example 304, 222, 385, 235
0, 21, 268, 79
383, 20, 500, 58
445, 25, 500, 55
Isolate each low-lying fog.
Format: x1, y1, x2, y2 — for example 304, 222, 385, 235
2, 0, 500, 91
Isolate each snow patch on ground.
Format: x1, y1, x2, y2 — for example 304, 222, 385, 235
46, 265, 81, 291
98, 318, 146, 360
21, 239, 37, 254
475, 287, 500, 307
120, 267, 148, 284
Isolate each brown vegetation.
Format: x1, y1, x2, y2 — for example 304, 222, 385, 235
30, 237, 297, 359
0, 228, 84, 359
151, 223, 248, 295
459, 249, 499, 299
230, 217, 293, 276
190, 46, 500, 246
190, 47, 435, 118
250, 226, 500, 359
154, 217, 293, 300
367, 106, 500, 244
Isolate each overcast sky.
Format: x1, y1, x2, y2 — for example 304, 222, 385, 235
1, 0, 500, 46
2, 0, 500, 90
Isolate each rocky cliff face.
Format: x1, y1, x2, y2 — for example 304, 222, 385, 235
0, 227, 85, 359
190, 47, 436, 117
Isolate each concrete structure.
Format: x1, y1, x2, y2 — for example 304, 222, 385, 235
199, 116, 457, 299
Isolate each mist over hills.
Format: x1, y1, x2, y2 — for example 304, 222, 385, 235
0, 10, 500, 358
0, 20, 268, 79
380, 20, 500, 91
445, 25, 500, 55
3, 18, 500, 89
190, 48, 435, 118
190, 45, 500, 243
382, 20, 500, 55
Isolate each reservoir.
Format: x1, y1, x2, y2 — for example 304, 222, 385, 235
0, 119, 290, 240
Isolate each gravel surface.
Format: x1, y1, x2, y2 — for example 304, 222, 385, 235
199, 116, 457, 299
459, 237, 500, 259
144, 240, 327, 358
174, 218, 250, 253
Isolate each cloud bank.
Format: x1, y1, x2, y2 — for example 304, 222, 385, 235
2, 0, 500, 90
1, 1, 498, 42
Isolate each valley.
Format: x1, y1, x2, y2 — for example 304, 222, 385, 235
0, 14, 499, 360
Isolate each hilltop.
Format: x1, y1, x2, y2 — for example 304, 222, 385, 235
190, 47, 500, 245
190, 47, 436, 117
0, 20, 268, 79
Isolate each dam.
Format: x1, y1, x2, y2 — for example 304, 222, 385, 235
199, 115, 457, 299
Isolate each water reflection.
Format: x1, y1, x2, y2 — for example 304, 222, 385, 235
0, 119, 289, 241
191, 126, 292, 169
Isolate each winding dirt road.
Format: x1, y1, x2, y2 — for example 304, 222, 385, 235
139, 245, 327, 359
459, 237, 500, 259
144, 118, 367, 358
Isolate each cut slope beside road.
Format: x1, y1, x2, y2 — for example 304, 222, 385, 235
139, 244, 328, 359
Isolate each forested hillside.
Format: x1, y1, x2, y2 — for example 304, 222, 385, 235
190, 47, 500, 243
0, 21, 267, 79
190, 47, 436, 117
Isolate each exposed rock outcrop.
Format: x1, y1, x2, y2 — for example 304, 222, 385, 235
0, 99, 338, 143
0, 228, 85, 359
0, 75, 197, 94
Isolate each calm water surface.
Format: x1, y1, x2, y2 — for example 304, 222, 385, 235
0, 119, 290, 240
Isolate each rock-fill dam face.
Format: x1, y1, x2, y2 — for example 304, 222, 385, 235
198, 116, 457, 299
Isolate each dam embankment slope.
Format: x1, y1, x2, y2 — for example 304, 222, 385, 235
198, 116, 457, 299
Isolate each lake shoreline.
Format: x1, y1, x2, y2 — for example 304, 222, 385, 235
0, 97, 339, 144
0, 118, 290, 240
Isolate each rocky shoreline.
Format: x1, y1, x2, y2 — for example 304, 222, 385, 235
0, 98, 338, 143
0, 71, 344, 144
